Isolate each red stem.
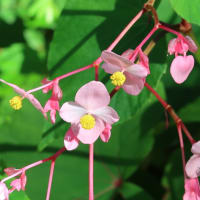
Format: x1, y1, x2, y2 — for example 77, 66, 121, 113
159, 24, 181, 36
177, 124, 186, 179
144, 82, 195, 144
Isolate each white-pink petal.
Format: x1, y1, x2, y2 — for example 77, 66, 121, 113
101, 63, 121, 74
192, 141, 200, 155
126, 64, 148, 78
59, 102, 86, 123
101, 50, 132, 70
122, 72, 145, 95
0, 182, 9, 200
75, 81, 110, 111
185, 155, 200, 178
72, 118, 105, 144
64, 128, 79, 151
92, 106, 119, 125
170, 55, 194, 84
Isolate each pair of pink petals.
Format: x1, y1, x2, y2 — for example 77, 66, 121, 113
168, 36, 198, 84
59, 81, 119, 149
101, 49, 150, 96
183, 178, 200, 200
0, 79, 47, 119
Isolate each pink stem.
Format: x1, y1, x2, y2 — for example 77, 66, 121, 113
57, 64, 93, 81
27, 82, 53, 94
89, 144, 94, 200
137, 26, 158, 49
159, 24, 181, 36
177, 123, 186, 179
107, 9, 145, 51
1, 147, 65, 183
46, 160, 56, 200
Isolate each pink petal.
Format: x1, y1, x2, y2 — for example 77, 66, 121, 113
0, 182, 9, 200
52, 79, 63, 100
101, 50, 132, 70
121, 49, 135, 60
192, 141, 200, 155
170, 55, 194, 84
59, 102, 87, 123
100, 123, 112, 142
185, 155, 200, 178
101, 63, 121, 74
10, 179, 21, 191
168, 38, 176, 55
4, 168, 19, 176
92, 106, 119, 125
0, 79, 26, 96
50, 110, 56, 124
72, 118, 105, 144
126, 64, 148, 78
122, 72, 145, 95
185, 36, 198, 53
44, 98, 59, 112
64, 128, 79, 151
26, 93, 47, 119
75, 81, 110, 111
183, 178, 200, 200
41, 78, 53, 93
138, 49, 150, 72
20, 171, 27, 191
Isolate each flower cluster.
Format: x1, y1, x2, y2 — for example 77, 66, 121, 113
168, 36, 197, 84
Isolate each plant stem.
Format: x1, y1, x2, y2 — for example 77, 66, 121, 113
159, 24, 181, 36
46, 160, 56, 200
89, 144, 94, 200
177, 124, 186, 179
144, 82, 195, 144
1, 147, 65, 183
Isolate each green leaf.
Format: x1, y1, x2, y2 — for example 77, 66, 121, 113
169, 0, 200, 26
178, 97, 200, 123
119, 182, 153, 200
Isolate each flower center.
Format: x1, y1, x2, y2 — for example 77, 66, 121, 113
80, 114, 95, 130
9, 96, 22, 110
110, 71, 126, 86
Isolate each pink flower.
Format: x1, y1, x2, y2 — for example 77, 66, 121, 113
101, 49, 149, 95
168, 36, 198, 84
0, 182, 9, 200
60, 81, 119, 146
42, 78, 62, 124
183, 178, 200, 200
0, 79, 47, 119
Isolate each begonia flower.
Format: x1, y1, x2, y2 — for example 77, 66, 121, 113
42, 78, 62, 123
60, 81, 119, 147
0, 182, 9, 200
101, 49, 149, 95
0, 79, 47, 119
168, 35, 198, 84
183, 178, 200, 200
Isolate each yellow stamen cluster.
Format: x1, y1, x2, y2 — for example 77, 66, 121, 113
9, 96, 22, 110
110, 71, 126, 86
80, 114, 96, 130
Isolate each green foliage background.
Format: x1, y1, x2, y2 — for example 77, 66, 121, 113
0, 0, 200, 199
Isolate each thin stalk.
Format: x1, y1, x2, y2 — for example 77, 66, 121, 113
46, 160, 56, 200
89, 144, 94, 200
